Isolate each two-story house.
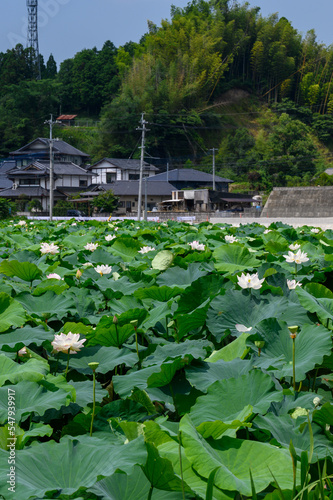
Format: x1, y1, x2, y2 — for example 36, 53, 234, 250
87, 158, 159, 183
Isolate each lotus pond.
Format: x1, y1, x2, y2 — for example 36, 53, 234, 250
0, 218, 332, 500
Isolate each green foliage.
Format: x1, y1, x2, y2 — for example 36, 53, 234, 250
0, 197, 16, 219
91, 190, 118, 214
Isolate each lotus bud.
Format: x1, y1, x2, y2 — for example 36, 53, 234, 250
167, 320, 175, 328
130, 319, 138, 327
288, 325, 298, 338
254, 341, 265, 349
88, 362, 99, 371
313, 396, 321, 407
113, 315, 118, 324
76, 269, 82, 279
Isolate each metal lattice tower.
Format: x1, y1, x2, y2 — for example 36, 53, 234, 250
26, 0, 41, 79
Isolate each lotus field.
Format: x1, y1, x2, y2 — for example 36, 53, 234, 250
1, 218, 333, 500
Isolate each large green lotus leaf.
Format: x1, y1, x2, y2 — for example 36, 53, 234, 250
0, 355, 49, 387
0, 380, 71, 423
61, 232, 96, 249
142, 302, 172, 330
313, 402, 333, 428
87, 318, 135, 347
180, 415, 296, 495
84, 246, 119, 265
142, 339, 211, 367
0, 325, 54, 351
116, 308, 148, 327
0, 293, 27, 332
68, 345, 137, 374
113, 359, 183, 398
296, 284, 333, 321
207, 333, 251, 362
134, 285, 184, 302
206, 290, 310, 341
0, 434, 147, 500
176, 274, 226, 314
175, 298, 211, 339
158, 440, 234, 500
189, 370, 283, 431
213, 244, 261, 273
110, 238, 142, 262
152, 250, 174, 270
156, 263, 208, 289
16, 290, 75, 319
67, 288, 105, 321
99, 276, 149, 297
32, 280, 69, 296
254, 319, 332, 381
70, 380, 107, 407
253, 413, 333, 461
185, 359, 253, 392
0, 259, 42, 282
143, 442, 192, 493
89, 465, 187, 500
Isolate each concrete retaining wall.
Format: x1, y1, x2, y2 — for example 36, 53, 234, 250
261, 187, 333, 218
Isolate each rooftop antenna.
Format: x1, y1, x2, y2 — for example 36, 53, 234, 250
26, 0, 41, 79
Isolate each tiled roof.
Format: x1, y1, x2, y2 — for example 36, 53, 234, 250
7, 161, 93, 177
148, 168, 233, 183
10, 138, 89, 157
87, 180, 177, 197
88, 158, 158, 171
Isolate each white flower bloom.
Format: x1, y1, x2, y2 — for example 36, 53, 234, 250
235, 324, 252, 332
287, 279, 302, 290
82, 262, 93, 268
313, 396, 321, 407
84, 242, 98, 251
16, 220, 27, 226
47, 273, 62, 280
105, 234, 116, 241
138, 246, 156, 254
188, 241, 205, 251
284, 249, 309, 264
71, 222, 77, 226
18, 346, 27, 356
95, 264, 112, 275
51, 332, 86, 354
311, 228, 320, 233
225, 235, 238, 243
263, 229, 271, 234
40, 242, 59, 255
289, 243, 301, 251
237, 272, 265, 289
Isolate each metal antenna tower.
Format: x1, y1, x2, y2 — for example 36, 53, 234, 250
26, 0, 41, 79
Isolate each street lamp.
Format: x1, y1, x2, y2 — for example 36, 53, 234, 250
44, 114, 60, 220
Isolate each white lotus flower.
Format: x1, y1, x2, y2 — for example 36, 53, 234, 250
225, 235, 238, 243
84, 242, 99, 251
95, 264, 112, 275
105, 234, 116, 241
263, 229, 271, 234
313, 396, 321, 407
237, 272, 265, 289
47, 273, 62, 280
188, 241, 205, 251
40, 242, 59, 255
16, 220, 27, 226
289, 243, 301, 251
51, 332, 86, 354
138, 246, 155, 254
284, 249, 309, 264
18, 346, 28, 356
82, 262, 93, 268
235, 324, 252, 332
287, 279, 302, 290
311, 228, 320, 233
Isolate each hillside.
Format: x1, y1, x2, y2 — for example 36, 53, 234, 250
1, 0, 333, 192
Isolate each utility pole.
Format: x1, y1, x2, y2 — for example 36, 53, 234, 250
209, 148, 218, 191
136, 113, 149, 220
44, 114, 57, 220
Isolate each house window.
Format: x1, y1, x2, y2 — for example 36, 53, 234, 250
129, 174, 139, 180
19, 178, 39, 186
118, 201, 124, 208
79, 179, 87, 187
106, 173, 116, 183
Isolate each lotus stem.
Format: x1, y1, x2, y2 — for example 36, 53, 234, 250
88, 362, 99, 437
178, 431, 186, 500
295, 262, 297, 276
90, 370, 96, 436
64, 349, 70, 380
292, 336, 296, 391
147, 486, 154, 500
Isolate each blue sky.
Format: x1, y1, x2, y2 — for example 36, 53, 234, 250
0, 0, 331, 65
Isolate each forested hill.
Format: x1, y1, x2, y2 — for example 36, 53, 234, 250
1, 0, 333, 191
